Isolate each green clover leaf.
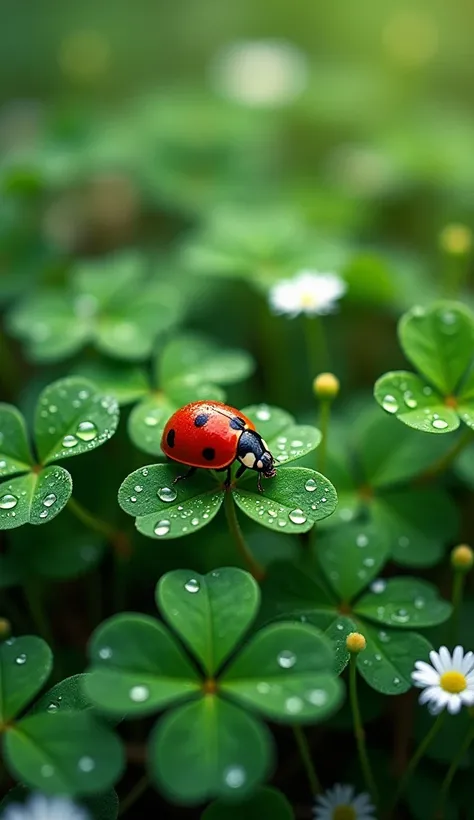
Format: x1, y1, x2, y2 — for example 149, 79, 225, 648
374, 301, 474, 432
260, 549, 451, 695
320, 406, 459, 567
0, 377, 119, 530
128, 333, 254, 455
84, 567, 343, 804
0, 636, 53, 723
7, 251, 182, 363
202, 786, 294, 820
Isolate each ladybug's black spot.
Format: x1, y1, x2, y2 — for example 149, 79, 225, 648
194, 413, 209, 428
166, 429, 176, 448
229, 416, 246, 430
202, 447, 216, 461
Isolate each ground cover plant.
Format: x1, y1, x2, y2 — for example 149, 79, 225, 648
1, 5, 474, 819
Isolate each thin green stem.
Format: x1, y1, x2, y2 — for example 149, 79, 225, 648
436, 721, 474, 817
417, 428, 474, 483
223, 490, 265, 581
67, 497, 116, 541
119, 773, 150, 816
449, 571, 465, 645
442, 255, 469, 299
318, 399, 331, 474
349, 657, 379, 808
292, 724, 321, 796
389, 711, 446, 817
23, 581, 54, 647
0, 326, 21, 399
303, 316, 329, 378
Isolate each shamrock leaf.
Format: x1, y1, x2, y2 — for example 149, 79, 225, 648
128, 333, 254, 456
73, 360, 149, 406
0, 377, 119, 530
84, 567, 343, 804
7, 251, 182, 363
202, 786, 294, 820
260, 550, 451, 695
0, 636, 53, 723
375, 301, 474, 433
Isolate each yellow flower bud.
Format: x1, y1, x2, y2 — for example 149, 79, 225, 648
439, 224, 472, 256
451, 544, 474, 572
0, 618, 11, 639
313, 372, 340, 400
346, 632, 366, 654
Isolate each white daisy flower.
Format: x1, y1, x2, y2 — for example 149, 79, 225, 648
269, 271, 346, 318
313, 783, 376, 820
210, 39, 308, 108
1, 793, 90, 820
412, 645, 474, 715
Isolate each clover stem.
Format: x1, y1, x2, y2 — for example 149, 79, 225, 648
303, 316, 329, 378
388, 711, 446, 817
223, 490, 265, 581
23, 580, 54, 649
436, 721, 474, 817
417, 428, 473, 482
292, 724, 321, 796
67, 497, 117, 540
349, 656, 379, 809
119, 773, 150, 816
0, 326, 21, 399
318, 398, 331, 474
449, 570, 465, 645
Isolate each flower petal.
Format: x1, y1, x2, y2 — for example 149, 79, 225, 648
447, 694, 462, 714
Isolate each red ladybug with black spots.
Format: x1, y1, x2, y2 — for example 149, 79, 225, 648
161, 400, 276, 492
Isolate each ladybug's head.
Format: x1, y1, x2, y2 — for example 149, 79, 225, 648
237, 430, 276, 478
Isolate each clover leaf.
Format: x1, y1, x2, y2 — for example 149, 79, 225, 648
0, 377, 119, 529
7, 250, 182, 363
202, 787, 294, 820
260, 541, 451, 695
0, 638, 124, 796
128, 333, 254, 454
319, 406, 459, 567
84, 567, 344, 804
374, 301, 474, 432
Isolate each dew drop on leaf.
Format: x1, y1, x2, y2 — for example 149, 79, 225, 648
134, 485, 143, 493
62, 434, 78, 448
0, 494, 18, 510
43, 493, 57, 508
144, 415, 159, 426
391, 608, 410, 624
370, 579, 386, 594
129, 685, 149, 702
277, 649, 296, 668
356, 534, 369, 548
15, 654, 27, 665
378, 630, 390, 642
184, 578, 200, 594
76, 421, 98, 442
157, 486, 177, 503
99, 647, 113, 659
403, 391, 418, 409
47, 702, 59, 713
154, 519, 171, 536
432, 418, 449, 429
382, 394, 399, 413
255, 406, 271, 421
289, 508, 307, 525
78, 756, 95, 772
304, 478, 317, 492
285, 696, 304, 714
0, 460, 6, 469
414, 597, 425, 609
39, 510, 48, 519
306, 689, 327, 705
191, 517, 199, 526
256, 682, 271, 694
224, 765, 246, 789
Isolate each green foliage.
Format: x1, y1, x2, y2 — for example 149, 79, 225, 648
0, 377, 119, 529
202, 787, 294, 819
84, 568, 343, 803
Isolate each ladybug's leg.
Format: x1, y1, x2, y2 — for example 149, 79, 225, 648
257, 473, 263, 493
235, 464, 247, 481
172, 466, 197, 484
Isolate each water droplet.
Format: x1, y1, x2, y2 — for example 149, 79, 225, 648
43, 493, 56, 508
99, 647, 113, 659
62, 434, 78, 448
76, 421, 98, 442
78, 756, 95, 772
363, 557, 375, 567
291, 439, 303, 448
154, 519, 170, 537
277, 649, 296, 669
0, 493, 17, 510
224, 765, 246, 789
257, 682, 271, 694
130, 496, 137, 503
336, 623, 344, 631
144, 415, 159, 426
403, 391, 418, 409
0, 460, 6, 469
398, 536, 410, 548
432, 418, 449, 430
268, 509, 277, 518
285, 696, 304, 714
41, 764, 54, 778
191, 517, 199, 526
278, 520, 287, 527
47, 702, 59, 713
134, 485, 143, 493
375, 653, 382, 661
289, 508, 307, 525
39, 510, 48, 519
256, 406, 271, 421
356, 534, 369, 548
391, 608, 410, 624
306, 689, 327, 706
129, 685, 149, 702
48, 404, 58, 414
393, 677, 401, 686
15, 654, 27, 665
304, 478, 317, 492
157, 486, 177, 503
414, 597, 425, 609
370, 579, 386, 594
321, 497, 327, 503
78, 390, 89, 400
141, 468, 149, 476
184, 578, 200, 594
382, 394, 399, 414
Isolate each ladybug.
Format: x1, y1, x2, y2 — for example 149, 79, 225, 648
161, 400, 276, 492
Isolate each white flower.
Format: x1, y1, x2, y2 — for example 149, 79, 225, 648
1, 793, 90, 820
313, 783, 376, 820
412, 645, 474, 715
210, 39, 308, 107
269, 271, 346, 318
